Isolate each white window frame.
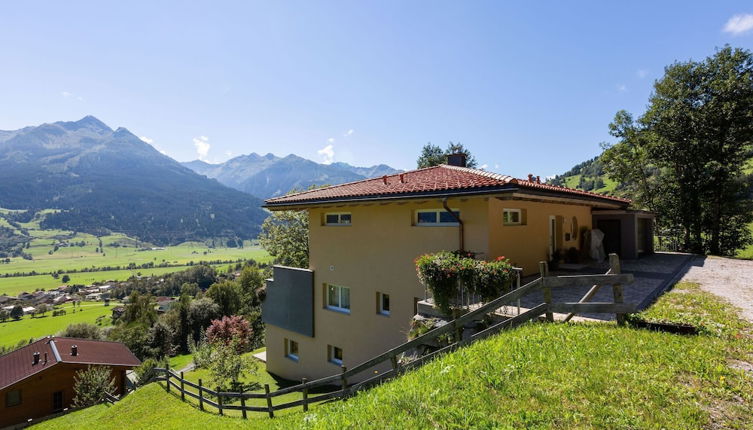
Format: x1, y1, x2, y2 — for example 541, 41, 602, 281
415, 209, 460, 226
284, 338, 299, 362
377, 292, 390, 316
324, 212, 352, 226
325, 284, 351, 314
328, 345, 343, 366
503, 208, 522, 226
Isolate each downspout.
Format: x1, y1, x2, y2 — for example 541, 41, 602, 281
442, 197, 464, 251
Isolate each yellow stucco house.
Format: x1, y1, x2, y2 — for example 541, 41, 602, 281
261, 155, 645, 381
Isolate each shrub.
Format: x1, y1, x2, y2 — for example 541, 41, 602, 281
58, 323, 103, 340
205, 315, 252, 352
207, 340, 256, 391
72, 366, 116, 407
10, 305, 23, 320
134, 358, 166, 386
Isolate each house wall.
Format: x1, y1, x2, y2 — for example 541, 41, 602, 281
0, 365, 128, 428
488, 199, 593, 274
265, 196, 596, 381
265, 196, 489, 381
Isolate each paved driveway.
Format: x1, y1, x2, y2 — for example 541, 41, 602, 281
518, 252, 694, 320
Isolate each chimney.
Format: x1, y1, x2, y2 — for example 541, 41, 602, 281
447, 153, 467, 167
71, 345, 78, 356
536, 176, 541, 184
32, 352, 40, 365
399, 173, 405, 183
528, 173, 534, 182
382, 175, 388, 185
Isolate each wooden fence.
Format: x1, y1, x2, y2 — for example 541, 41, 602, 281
156, 253, 634, 418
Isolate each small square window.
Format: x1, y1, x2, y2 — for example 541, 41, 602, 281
6, 390, 21, 407
325, 284, 351, 313
328, 345, 343, 365
503, 209, 522, 226
377, 292, 390, 316
285, 338, 299, 362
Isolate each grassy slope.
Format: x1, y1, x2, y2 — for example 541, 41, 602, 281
0, 302, 117, 348
36, 282, 753, 430
735, 221, 753, 260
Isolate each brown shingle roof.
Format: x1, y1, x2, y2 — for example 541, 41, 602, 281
0, 337, 141, 390
265, 164, 631, 207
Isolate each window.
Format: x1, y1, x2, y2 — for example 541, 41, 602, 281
52, 391, 63, 411
415, 209, 460, 226
5, 390, 21, 407
325, 284, 350, 313
284, 338, 299, 362
377, 292, 390, 316
328, 345, 343, 366
325, 213, 352, 226
503, 208, 522, 226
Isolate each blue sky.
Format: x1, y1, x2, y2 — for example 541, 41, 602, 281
1, 2, 753, 177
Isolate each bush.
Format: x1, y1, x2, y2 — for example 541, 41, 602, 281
205, 315, 252, 352
72, 366, 116, 407
134, 358, 166, 386
58, 323, 103, 340
207, 340, 256, 392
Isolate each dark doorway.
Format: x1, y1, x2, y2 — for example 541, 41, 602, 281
597, 219, 622, 256
52, 391, 63, 412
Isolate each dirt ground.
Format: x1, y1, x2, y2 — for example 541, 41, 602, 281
680, 256, 753, 323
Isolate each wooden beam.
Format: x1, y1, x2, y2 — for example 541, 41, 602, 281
540, 261, 553, 322
542, 274, 633, 288
549, 302, 637, 314
609, 253, 626, 326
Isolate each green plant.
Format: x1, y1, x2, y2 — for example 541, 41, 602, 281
72, 365, 116, 407
415, 251, 514, 314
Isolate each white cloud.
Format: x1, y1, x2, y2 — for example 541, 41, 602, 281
76, 96, 84, 101
636, 69, 648, 79
61, 91, 72, 98
344, 129, 354, 137
317, 144, 335, 164
723, 13, 753, 35
224, 150, 233, 157
480, 164, 488, 169
139, 136, 154, 144
327, 137, 335, 143
193, 136, 211, 161
617, 84, 628, 93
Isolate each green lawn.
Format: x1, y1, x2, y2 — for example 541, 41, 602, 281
0, 301, 118, 349
168, 354, 194, 371
35, 281, 753, 429
735, 221, 753, 260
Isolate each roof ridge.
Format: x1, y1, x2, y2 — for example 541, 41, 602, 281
266, 165, 444, 203
438, 164, 515, 183
511, 178, 632, 203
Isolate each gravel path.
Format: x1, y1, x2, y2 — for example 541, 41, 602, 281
680, 256, 753, 322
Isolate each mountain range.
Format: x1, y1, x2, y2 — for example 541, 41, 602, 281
183, 155, 400, 199
0, 116, 267, 245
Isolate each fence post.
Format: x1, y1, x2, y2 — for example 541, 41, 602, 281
217, 387, 223, 416
240, 387, 247, 419
454, 320, 463, 343
390, 354, 399, 376
198, 379, 204, 411
340, 365, 349, 399
609, 253, 626, 326
165, 367, 170, 393
539, 261, 553, 322
302, 378, 309, 412
264, 383, 274, 418
180, 372, 185, 401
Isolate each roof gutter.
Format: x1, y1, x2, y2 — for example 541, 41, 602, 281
442, 197, 464, 251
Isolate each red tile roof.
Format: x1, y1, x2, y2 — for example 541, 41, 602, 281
265, 165, 631, 206
0, 337, 141, 390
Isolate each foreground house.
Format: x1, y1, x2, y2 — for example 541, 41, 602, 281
262, 156, 652, 381
0, 337, 140, 427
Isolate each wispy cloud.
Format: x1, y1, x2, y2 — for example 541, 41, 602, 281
61, 91, 72, 98
317, 144, 335, 164
139, 136, 154, 144
723, 13, 753, 35
480, 164, 488, 169
140, 136, 168, 155
636, 69, 648, 79
193, 136, 211, 161
327, 137, 335, 143
617, 84, 628, 93
343, 129, 354, 137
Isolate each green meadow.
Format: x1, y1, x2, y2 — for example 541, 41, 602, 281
0, 301, 118, 349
